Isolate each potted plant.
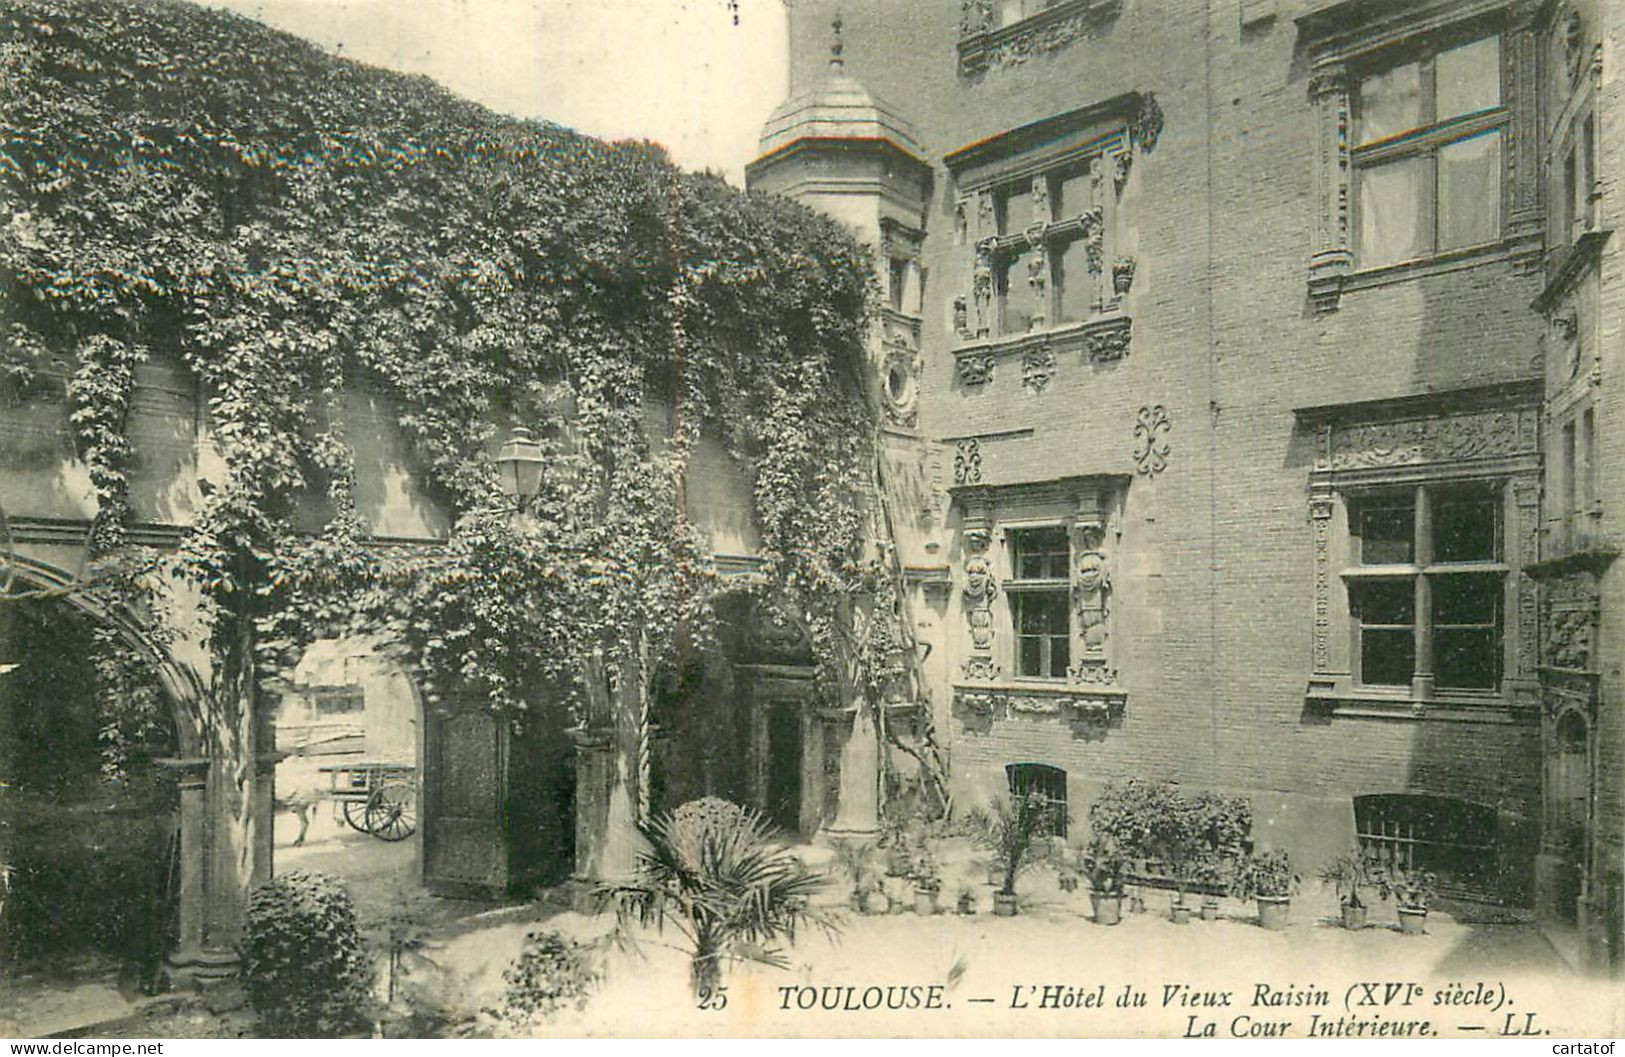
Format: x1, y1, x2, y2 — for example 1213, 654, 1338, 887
1378, 866, 1438, 935
911, 851, 942, 916
1083, 835, 1126, 926
955, 885, 978, 915
830, 838, 877, 915
1319, 850, 1375, 930
1230, 849, 1300, 930
1190, 791, 1250, 923
978, 792, 1055, 917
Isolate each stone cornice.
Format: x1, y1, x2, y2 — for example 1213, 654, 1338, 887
1533, 228, 1613, 314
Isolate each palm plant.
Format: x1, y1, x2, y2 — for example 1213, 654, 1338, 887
600, 797, 837, 997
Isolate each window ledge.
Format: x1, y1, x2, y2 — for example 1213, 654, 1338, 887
1311, 233, 1540, 309
1304, 682, 1535, 724
952, 681, 1127, 730
953, 313, 1131, 388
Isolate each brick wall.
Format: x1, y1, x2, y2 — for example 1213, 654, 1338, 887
783, 0, 1549, 892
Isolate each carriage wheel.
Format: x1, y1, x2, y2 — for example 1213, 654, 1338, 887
365, 780, 416, 841
342, 799, 371, 833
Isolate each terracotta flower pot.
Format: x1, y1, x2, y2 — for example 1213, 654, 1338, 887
1341, 903, 1368, 931
1397, 906, 1427, 935
1199, 899, 1220, 921
915, 887, 939, 916
957, 893, 977, 915
1170, 902, 1193, 924
1090, 893, 1122, 926
1256, 896, 1291, 931
993, 891, 1018, 917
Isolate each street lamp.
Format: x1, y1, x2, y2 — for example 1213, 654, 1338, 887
495, 425, 544, 503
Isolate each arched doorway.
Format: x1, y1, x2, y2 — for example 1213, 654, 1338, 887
649, 594, 828, 838
0, 588, 180, 992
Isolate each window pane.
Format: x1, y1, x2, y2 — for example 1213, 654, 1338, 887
1358, 158, 1421, 268
999, 251, 1036, 334
1019, 635, 1043, 676
1362, 628, 1415, 686
1436, 628, 1499, 689
1433, 491, 1497, 562
1433, 572, 1500, 626
1438, 130, 1501, 250
1435, 36, 1500, 121
1056, 163, 1094, 219
1002, 184, 1033, 233
1358, 61, 1421, 144
1013, 527, 1069, 579
1049, 635, 1071, 678
1055, 235, 1094, 324
1355, 578, 1415, 625
1359, 502, 1415, 564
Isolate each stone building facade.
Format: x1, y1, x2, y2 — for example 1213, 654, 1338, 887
748, 0, 1623, 969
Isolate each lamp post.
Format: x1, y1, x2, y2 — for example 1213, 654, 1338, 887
495, 426, 545, 505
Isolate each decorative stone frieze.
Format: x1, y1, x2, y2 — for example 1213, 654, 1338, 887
1309, 484, 1335, 674
950, 682, 1127, 727
1320, 408, 1539, 470
956, 0, 1126, 76
1133, 404, 1171, 476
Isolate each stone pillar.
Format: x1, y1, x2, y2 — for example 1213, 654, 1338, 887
799, 708, 823, 837
569, 654, 643, 886
162, 757, 236, 983
821, 704, 880, 842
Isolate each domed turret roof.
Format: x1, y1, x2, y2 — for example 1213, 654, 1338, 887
754, 16, 924, 162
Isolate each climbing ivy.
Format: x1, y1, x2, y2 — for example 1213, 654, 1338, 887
1, 0, 879, 733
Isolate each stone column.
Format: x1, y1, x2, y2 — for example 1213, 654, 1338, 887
1308, 60, 1352, 311
798, 707, 823, 837
821, 704, 880, 842
161, 757, 236, 983
569, 653, 642, 886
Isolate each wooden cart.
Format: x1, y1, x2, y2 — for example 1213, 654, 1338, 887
318, 761, 417, 841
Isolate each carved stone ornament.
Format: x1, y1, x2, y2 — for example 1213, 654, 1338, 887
1022, 346, 1056, 393
1546, 609, 1593, 671
957, 0, 1127, 76
1112, 150, 1133, 192
953, 439, 982, 485
961, 654, 1001, 681
1031, 175, 1052, 226
1086, 315, 1131, 362
1133, 404, 1172, 476
1325, 409, 1538, 470
1068, 662, 1119, 685
1564, 8, 1586, 86
1112, 256, 1136, 297
1131, 93, 1163, 152
957, 353, 995, 387
1073, 550, 1111, 659
1080, 206, 1106, 276
953, 295, 970, 338
880, 347, 919, 428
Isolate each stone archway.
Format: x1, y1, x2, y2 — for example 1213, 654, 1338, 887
648, 594, 832, 840
0, 557, 254, 983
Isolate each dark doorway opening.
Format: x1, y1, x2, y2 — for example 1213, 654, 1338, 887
766, 703, 803, 834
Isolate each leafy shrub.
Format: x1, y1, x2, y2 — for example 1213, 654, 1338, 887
241, 870, 373, 1037
494, 929, 597, 1025
1229, 850, 1301, 901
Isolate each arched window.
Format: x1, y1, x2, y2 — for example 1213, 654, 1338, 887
1354, 793, 1497, 898
1006, 762, 1068, 837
